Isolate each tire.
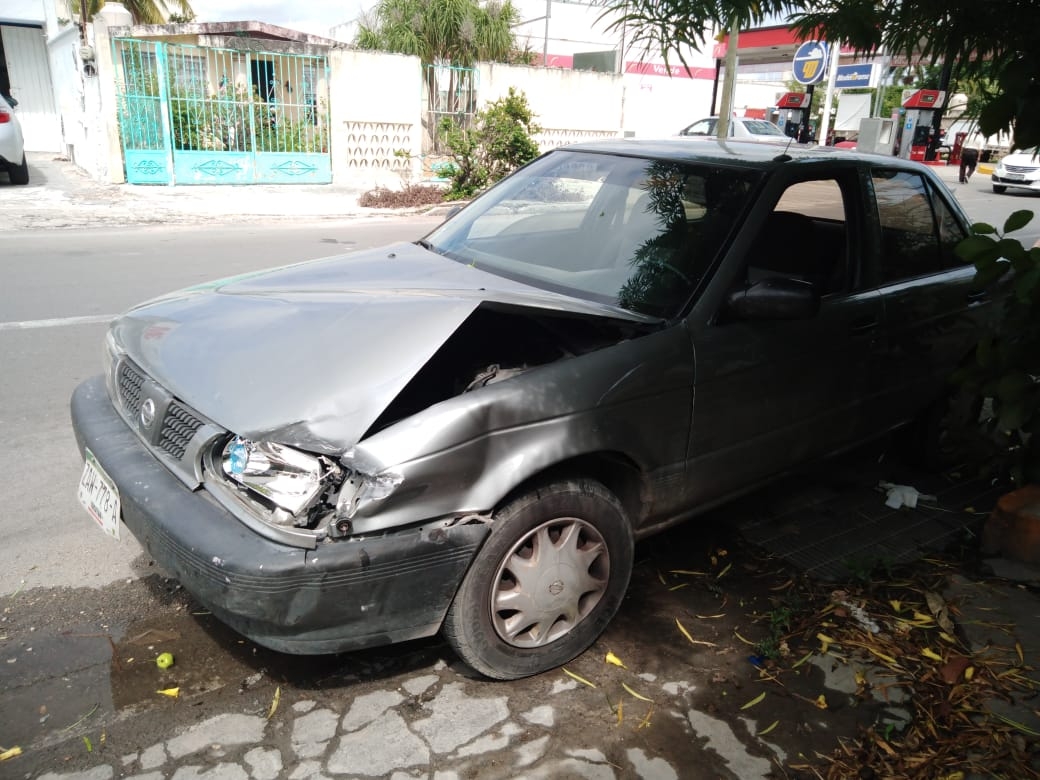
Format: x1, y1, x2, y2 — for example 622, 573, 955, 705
8, 154, 28, 185
443, 479, 633, 680
992, 184, 1007, 194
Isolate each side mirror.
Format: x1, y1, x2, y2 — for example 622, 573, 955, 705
726, 277, 819, 321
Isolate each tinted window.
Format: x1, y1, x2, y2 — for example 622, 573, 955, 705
872, 170, 966, 282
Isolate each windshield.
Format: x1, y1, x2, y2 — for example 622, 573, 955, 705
424, 150, 761, 319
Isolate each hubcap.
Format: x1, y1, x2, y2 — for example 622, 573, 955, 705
490, 517, 610, 648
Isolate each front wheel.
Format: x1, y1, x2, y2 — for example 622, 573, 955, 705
993, 184, 1007, 194
443, 479, 633, 680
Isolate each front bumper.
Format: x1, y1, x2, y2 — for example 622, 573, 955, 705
70, 375, 489, 654
992, 173, 1040, 191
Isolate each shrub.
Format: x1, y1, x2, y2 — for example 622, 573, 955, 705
954, 209, 1040, 484
359, 184, 448, 209
439, 87, 540, 200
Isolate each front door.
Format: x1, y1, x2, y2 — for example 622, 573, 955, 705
685, 169, 886, 502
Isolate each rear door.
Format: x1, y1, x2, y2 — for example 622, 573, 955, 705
866, 167, 979, 425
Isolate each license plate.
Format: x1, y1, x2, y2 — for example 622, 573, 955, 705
1006, 173, 1024, 180
78, 449, 121, 540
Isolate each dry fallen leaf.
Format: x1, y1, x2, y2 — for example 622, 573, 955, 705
740, 692, 766, 710
562, 668, 597, 688
156, 687, 180, 698
605, 651, 627, 669
814, 694, 828, 710
622, 682, 653, 702
0, 746, 22, 761
758, 720, 779, 736
267, 685, 281, 720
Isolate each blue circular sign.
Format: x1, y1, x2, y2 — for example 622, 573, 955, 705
792, 41, 829, 85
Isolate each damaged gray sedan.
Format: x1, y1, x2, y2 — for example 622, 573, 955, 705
72, 140, 990, 679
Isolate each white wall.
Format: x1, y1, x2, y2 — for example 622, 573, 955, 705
329, 48, 423, 188
478, 61, 623, 148
1, 0, 68, 37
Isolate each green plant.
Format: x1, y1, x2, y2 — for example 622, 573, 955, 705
954, 210, 1040, 484
439, 87, 540, 200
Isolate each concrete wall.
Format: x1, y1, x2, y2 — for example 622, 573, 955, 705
329, 48, 423, 189
477, 61, 623, 149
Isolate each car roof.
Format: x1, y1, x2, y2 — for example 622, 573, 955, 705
554, 138, 923, 172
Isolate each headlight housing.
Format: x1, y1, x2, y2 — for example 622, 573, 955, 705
221, 437, 342, 521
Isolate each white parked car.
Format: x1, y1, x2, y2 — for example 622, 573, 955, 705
991, 151, 1040, 194
678, 116, 789, 143
0, 94, 28, 185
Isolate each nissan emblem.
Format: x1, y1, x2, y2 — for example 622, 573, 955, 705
140, 398, 157, 429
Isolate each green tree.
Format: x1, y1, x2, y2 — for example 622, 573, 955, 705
356, 0, 523, 149
355, 0, 521, 67
75, 0, 194, 25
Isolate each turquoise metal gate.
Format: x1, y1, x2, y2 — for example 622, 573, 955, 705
114, 38, 332, 185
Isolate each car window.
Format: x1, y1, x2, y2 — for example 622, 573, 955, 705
741, 120, 785, 137
742, 177, 852, 295
680, 119, 716, 136
871, 170, 966, 282
425, 150, 762, 319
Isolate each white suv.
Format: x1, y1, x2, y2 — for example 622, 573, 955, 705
0, 94, 28, 185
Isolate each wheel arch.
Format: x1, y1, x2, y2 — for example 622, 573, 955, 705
494, 451, 647, 528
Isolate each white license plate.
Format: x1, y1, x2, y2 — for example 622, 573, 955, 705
78, 449, 121, 540
1006, 173, 1024, 180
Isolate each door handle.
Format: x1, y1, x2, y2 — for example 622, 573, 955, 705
966, 290, 989, 304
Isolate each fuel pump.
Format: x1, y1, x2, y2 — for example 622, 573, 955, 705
898, 89, 945, 161
776, 92, 808, 139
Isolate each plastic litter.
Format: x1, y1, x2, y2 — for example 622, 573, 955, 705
878, 482, 937, 510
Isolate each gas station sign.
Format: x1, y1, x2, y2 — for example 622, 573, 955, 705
792, 41, 829, 85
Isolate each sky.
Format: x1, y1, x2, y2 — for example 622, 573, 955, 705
185, 0, 367, 38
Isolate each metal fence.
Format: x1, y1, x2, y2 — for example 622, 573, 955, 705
424, 63, 478, 154
114, 38, 331, 184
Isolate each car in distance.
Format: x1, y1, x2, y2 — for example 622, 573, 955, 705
72, 140, 993, 680
0, 94, 28, 185
678, 116, 789, 142
991, 151, 1040, 194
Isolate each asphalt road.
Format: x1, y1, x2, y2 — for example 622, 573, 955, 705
0, 219, 442, 598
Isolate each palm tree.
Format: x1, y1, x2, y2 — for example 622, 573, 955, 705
356, 0, 521, 150
75, 0, 195, 25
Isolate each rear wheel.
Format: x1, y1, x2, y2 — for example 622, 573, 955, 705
8, 155, 28, 185
443, 479, 633, 680
992, 184, 1007, 194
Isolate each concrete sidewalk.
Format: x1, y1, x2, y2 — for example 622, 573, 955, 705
0, 152, 379, 232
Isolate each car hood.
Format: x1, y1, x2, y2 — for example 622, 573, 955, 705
999, 152, 1040, 166
112, 241, 653, 454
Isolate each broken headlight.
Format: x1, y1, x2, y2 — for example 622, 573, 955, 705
222, 437, 342, 519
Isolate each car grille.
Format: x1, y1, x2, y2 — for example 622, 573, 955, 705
160, 401, 204, 460
1004, 164, 1039, 174
115, 360, 205, 463
117, 361, 144, 418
